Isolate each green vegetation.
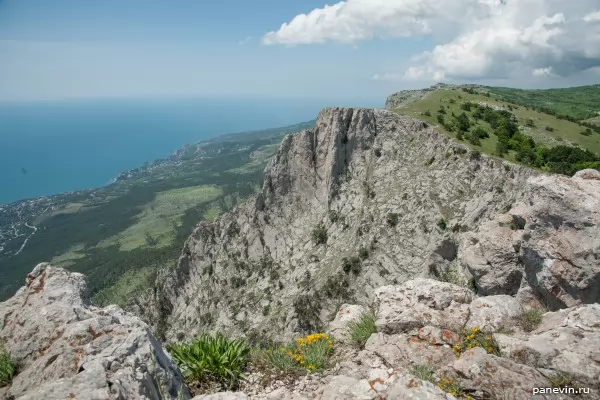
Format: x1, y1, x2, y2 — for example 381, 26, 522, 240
485, 85, 600, 121
311, 225, 328, 245
392, 87, 600, 175
341, 256, 362, 275
265, 333, 334, 373
518, 308, 544, 332
548, 373, 577, 388
348, 312, 377, 348
437, 375, 466, 398
410, 364, 435, 383
0, 121, 314, 304
438, 266, 463, 286
386, 212, 400, 227
168, 334, 249, 391
0, 344, 16, 388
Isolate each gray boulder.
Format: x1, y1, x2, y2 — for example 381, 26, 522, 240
463, 171, 600, 310
495, 304, 600, 388
375, 279, 473, 334
0, 263, 189, 400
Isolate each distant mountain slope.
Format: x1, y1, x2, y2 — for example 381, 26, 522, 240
0, 120, 314, 304
387, 85, 600, 174
485, 85, 600, 121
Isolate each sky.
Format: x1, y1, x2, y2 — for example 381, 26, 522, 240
0, 0, 599, 102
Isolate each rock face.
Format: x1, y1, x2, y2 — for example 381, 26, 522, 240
0, 263, 188, 400
241, 279, 598, 399
462, 170, 600, 310
140, 107, 538, 342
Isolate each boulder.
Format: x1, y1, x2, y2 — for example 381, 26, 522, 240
0, 264, 188, 400
361, 332, 457, 371
445, 348, 549, 400
466, 295, 522, 332
462, 216, 524, 295
375, 279, 473, 334
495, 304, 600, 388
463, 173, 600, 310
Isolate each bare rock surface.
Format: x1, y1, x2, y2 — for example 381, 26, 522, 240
0, 263, 188, 400
375, 279, 473, 334
140, 108, 537, 342
495, 304, 600, 388
463, 171, 600, 310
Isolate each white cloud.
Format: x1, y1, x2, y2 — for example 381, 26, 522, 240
372, 73, 403, 81
583, 10, 600, 22
263, 0, 600, 81
532, 67, 553, 76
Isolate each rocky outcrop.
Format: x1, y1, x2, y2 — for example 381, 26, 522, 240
240, 279, 598, 399
0, 263, 188, 400
495, 304, 600, 388
141, 107, 537, 342
462, 169, 600, 310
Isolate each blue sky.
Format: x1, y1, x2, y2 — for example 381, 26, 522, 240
1, 0, 598, 102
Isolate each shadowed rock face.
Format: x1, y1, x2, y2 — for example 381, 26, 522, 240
0, 263, 188, 400
138, 107, 541, 342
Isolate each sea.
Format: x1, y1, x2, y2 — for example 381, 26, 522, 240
0, 97, 380, 204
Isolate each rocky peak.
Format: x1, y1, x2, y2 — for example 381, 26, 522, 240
138, 107, 543, 343
260, 108, 377, 211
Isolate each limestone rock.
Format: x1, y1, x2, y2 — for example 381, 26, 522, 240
316, 371, 451, 400
466, 295, 522, 332
0, 264, 188, 400
139, 107, 535, 342
445, 347, 549, 400
462, 172, 600, 310
574, 168, 600, 180
361, 332, 457, 371
495, 304, 600, 388
375, 279, 473, 334
517, 174, 600, 310
462, 216, 523, 295
327, 304, 366, 343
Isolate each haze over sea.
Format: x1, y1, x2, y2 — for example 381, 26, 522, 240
0, 97, 379, 204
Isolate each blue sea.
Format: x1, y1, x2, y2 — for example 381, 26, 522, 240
0, 97, 380, 204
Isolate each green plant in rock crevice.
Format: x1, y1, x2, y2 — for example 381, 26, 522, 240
410, 364, 435, 383
167, 334, 249, 391
348, 312, 377, 348
0, 343, 16, 388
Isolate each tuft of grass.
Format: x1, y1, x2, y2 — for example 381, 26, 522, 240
386, 213, 400, 227
410, 364, 435, 383
348, 313, 377, 348
518, 308, 544, 332
438, 266, 462, 286
167, 334, 249, 390
437, 218, 447, 231
358, 247, 370, 260
0, 344, 16, 388
548, 373, 576, 388
311, 225, 328, 245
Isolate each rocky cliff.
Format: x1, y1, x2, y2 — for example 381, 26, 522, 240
2, 104, 600, 399
138, 107, 548, 342
0, 264, 189, 400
